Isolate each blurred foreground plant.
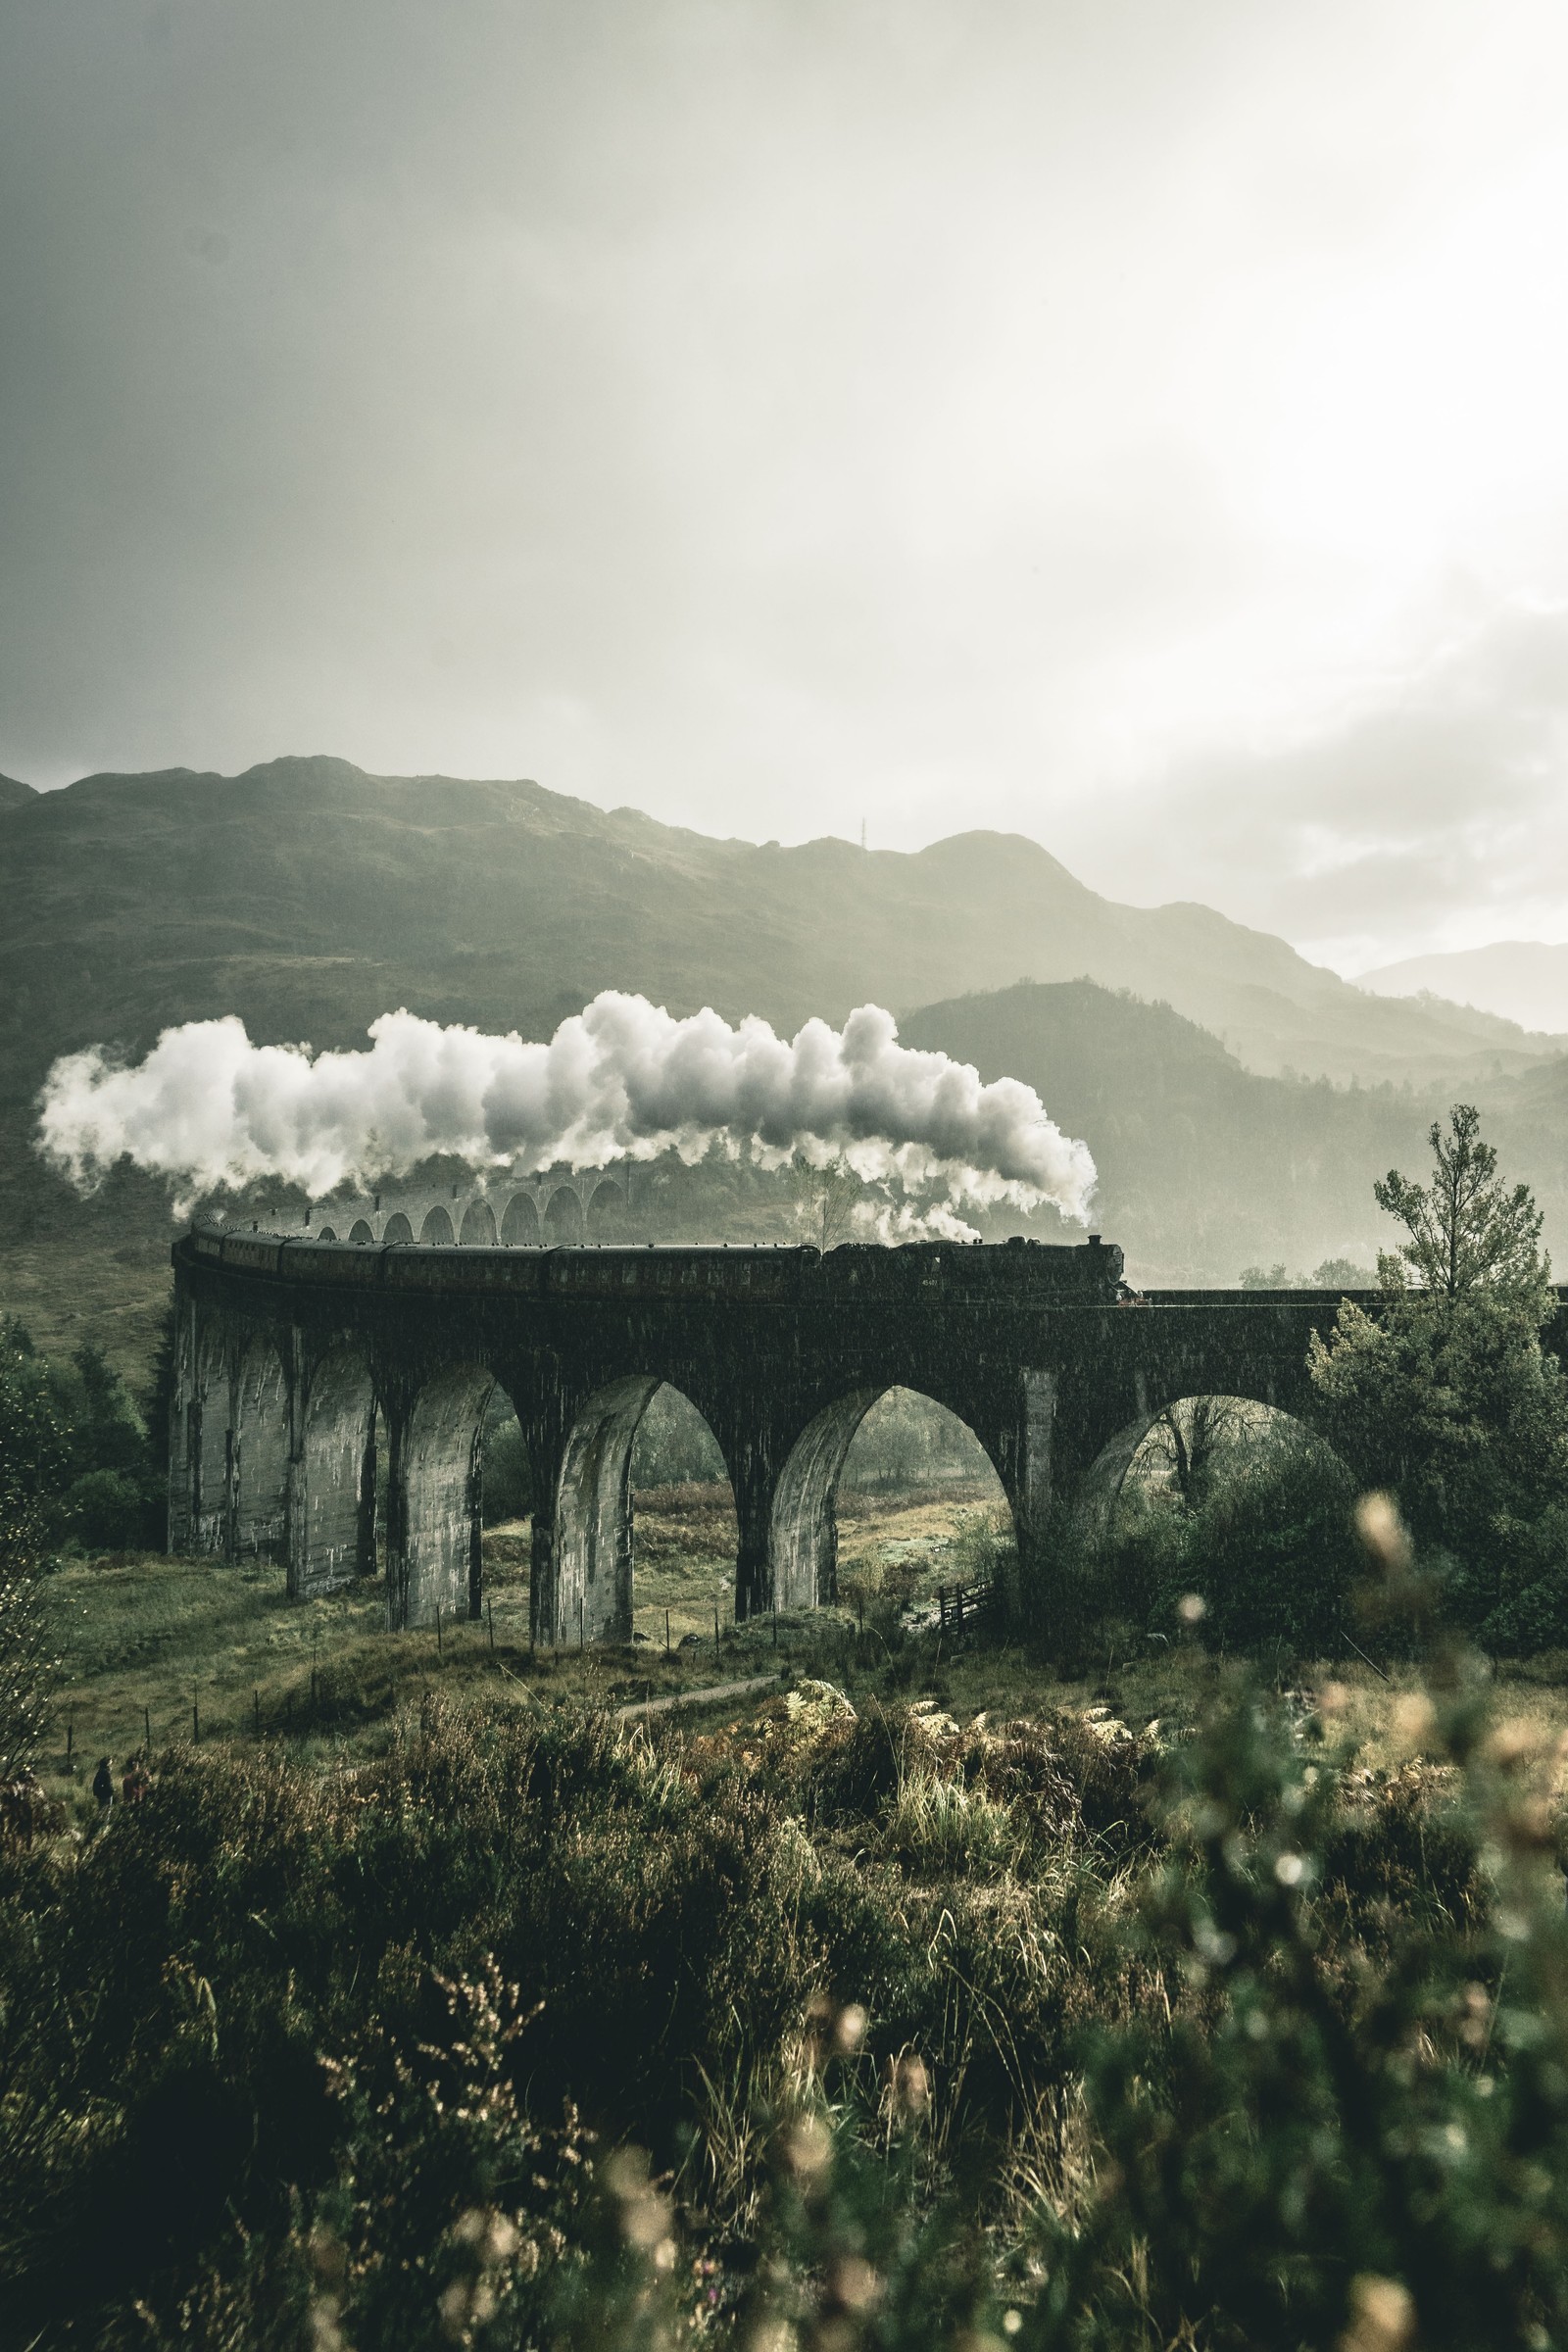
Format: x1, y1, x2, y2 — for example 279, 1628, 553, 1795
8, 1522, 1568, 2348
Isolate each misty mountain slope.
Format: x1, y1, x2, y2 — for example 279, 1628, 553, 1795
1362, 942, 1568, 1037
0, 757, 1551, 1124
900, 836, 1552, 1080
0, 773, 36, 811
900, 980, 1568, 1286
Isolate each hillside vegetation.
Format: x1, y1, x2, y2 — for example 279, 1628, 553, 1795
5, 759, 1568, 1373
903, 981, 1568, 1285
0, 755, 1553, 1104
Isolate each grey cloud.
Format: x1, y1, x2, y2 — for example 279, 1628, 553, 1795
3, 0, 1566, 974
1105, 601, 1568, 966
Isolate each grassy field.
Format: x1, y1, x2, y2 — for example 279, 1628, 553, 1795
34, 1479, 975, 1808
21, 1463, 1568, 2343
40, 1469, 1568, 1831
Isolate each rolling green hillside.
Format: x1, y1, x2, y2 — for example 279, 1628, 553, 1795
0, 756, 1555, 1116
904, 980, 1568, 1288
903, 982, 1433, 1283
3, 757, 1566, 1371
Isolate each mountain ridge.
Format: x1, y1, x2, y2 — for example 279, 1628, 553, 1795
4, 758, 1567, 1375
1362, 941, 1568, 1038
0, 756, 1559, 1112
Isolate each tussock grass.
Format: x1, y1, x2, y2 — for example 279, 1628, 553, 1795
20, 1487, 1568, 2344
8, 1621, 1568, 2344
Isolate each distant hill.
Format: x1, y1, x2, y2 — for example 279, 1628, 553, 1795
0, 773, 36, 812
4, 757, 1567, 1369
901, 980, 1568, 1288
901, 981, 1422, 1283
0, 755, 1553, 1112
1361, 942, 1568, 1039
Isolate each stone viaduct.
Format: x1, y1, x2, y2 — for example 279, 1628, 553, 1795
301, 1168, 638, 1250
169, 1222, 1405, 1642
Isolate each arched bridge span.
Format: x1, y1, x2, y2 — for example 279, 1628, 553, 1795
170, 1227, 1387, 1636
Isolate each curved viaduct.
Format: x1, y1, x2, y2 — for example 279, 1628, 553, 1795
169, 1224, 1401, 1639
305, 1168, 637, 1250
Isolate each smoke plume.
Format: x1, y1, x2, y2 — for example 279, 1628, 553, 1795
35, 994, 1097, 1229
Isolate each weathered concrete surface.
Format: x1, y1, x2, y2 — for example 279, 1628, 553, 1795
172, 1227, 1549, 1639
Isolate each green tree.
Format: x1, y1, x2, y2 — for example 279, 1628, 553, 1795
66, 1340, 148, 1477
1139, 1395, 1250, 1510
1309, 1107, 1568, 1645
1374, 1102, 1547, 1306
1311, 1255, 1372, 1289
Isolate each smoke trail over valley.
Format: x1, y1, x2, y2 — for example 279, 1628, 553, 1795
35, 995, 1096, 1233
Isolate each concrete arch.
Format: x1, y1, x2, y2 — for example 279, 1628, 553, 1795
460, 1199, 498, 1246
391, 1362, 495, 1631
349, 1218, 374, 1245
772, 1385, 1015, 1612
232, 1336, 289, 1560
1078, 1391, 1328, 1540
316, 1226, 337, 1243
501, 1192, 540, 1246
420, 1205, 455, 1246
769, 1390, 880, 1611
585, 1177, 627, 1240
841, 1384, 1005, 1496
551, 1375, 662, 1645
293, 1346, 377, 1598
382, 1212, 414, 1244
543, 1187, 584, 1247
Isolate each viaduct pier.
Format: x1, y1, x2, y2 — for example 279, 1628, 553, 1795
169, 1223, 1401, 1640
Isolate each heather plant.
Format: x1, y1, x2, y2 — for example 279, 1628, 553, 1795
5, 1573, 1568, 2348
1027, 1661, 1568, 2343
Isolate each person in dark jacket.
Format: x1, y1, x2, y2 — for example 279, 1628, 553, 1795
91, 1755, 114, 1819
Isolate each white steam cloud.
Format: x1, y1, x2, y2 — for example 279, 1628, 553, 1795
35, 994, 1097, 1232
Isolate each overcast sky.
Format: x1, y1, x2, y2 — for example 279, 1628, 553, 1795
4, 0, 1568, 974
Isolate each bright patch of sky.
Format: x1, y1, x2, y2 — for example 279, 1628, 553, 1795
3, 0, 1567, 970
